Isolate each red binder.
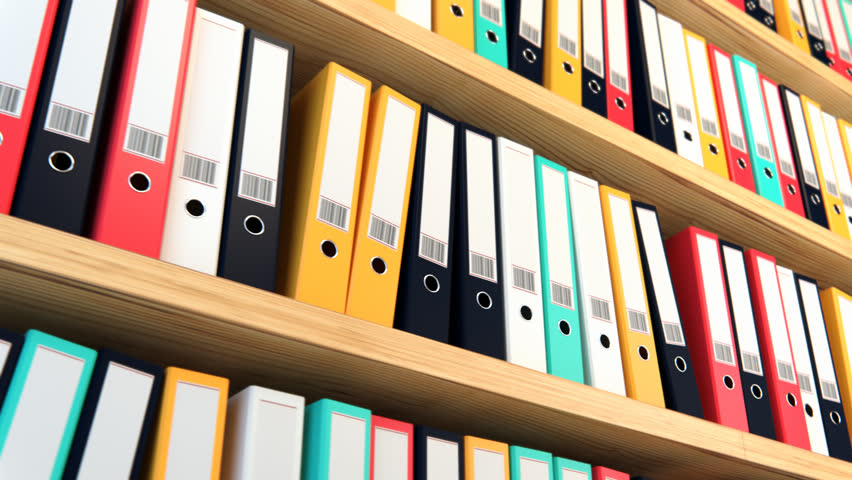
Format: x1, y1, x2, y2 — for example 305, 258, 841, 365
744, 249, 811, 449
759, 74, 805, 218
370, 415, 414, 480
727, 0, 745, 10
90, 0, 196, 257
592, 466, 629, 480
603, 0, 634, 131
665, 227, 748, 432
0, 0, 61, 213
707, 44, 756, 193
820, 0, 852, 80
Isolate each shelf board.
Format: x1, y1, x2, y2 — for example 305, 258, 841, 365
0, 214, 848, 480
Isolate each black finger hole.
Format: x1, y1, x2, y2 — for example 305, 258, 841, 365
562, 62, 574, 74
49, 151, 74, 172
797, 30, 804, 39
805, 404, 814, 417
787, 184, 797, 195
128, 172, 150, 192
811, 193, 822, 205
763, 167, 773, 179
787, 392, 797, 407
675, 356, 687, 372
615, 97, 626, 110
486, 30, 498, 43
523, 48, 537, 64
558, 320, 571, 336
834, 204, 842, 215
638, 345, 649, 360
829, 58, 836, 67
477, 291, 492, 310
185, 199, 204, 217
737, 157, 747, 169
709, 144, 719, 155
751, 384, 763, 399
831, 411, 842, 425
243, 215, 264, 235
423, 274, 440, 293
321, 240, 338, 258
600, 334, 610, 349
450, 4, 463, 17
684, 131, 693, 142
520, 306, 532, 320
723, 375, 735, 390
371, 257, 387, 275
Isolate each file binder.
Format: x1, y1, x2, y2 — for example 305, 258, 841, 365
815, 0, 843, 69
774, 0, 812, 53
147, 367, 228, 480
744, 249, 810, 449
553, 457, 591, 480
90, 0, 196, 257
0, 329, 23, 404
760, 76, 805, 217
507, 0, 544, 82
746, 0, 777, 30
657, 14, 703, 167
600, 187, 664, 407
821, 288, 852, 447
395, 107, 458, 343
398, 0, 432, 29
822, 0, 852, 78
509, 446, 552, 480
12, 0, 124, 233
665, 228, 749, 431
718, 241, 775, 440
592, 467, 628, 480
732, 55, 784, 206
797, 276, 852, 461
632, 202, 703, 418
776, 266, 829, 455
729, 0, 746, 10
837, 119, 852, 233
779, 87, 828, 228
496, 138, 546, 372
535, 156, 584, 383
414, 426, 463, 480
434, 0, 475, 51
582, 0, 607, 116
451, 125, 506, 360
708, 45, 756, 192
278, 63, 371, 313
373, 0, 394, 9
303, 399, 371, 480
371, 416, 413, 480
821, 111, 852, 239
801, 0, 831, 64
543, 0, 582, 104
474, 0, 508, 67
684, 31, 728, 178
0, 0, 60, 214
842, 1, 852, 57
221, 386, 304, 480
346, 87, 421, 327
567, 172, 625, 396
62, 350, 164, 480
801, 95, 849, 238
463, 437, 508, 480
626, 0, 675, 151
0, 330, 96, 479
159, 11, 245, 276
604, 0, 634, 130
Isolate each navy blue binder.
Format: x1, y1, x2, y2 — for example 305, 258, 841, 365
218, 30, 294, 291
718, 240, 776, 440
582, 0, 607, 117
450, 124, 505, 360
62, 349, 164, 480
745, 0, 776, 31
632, 202, 703, 419
506, 0, 544, 84
11, 0, 126, 235
395, 106, 458, 343
0, 328, 24, 404
414, 426, 464, 480
802, 11, 830, 66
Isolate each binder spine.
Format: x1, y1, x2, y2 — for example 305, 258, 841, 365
745, 0, 778, 30
474, 0, 509, 67
582, 0, 608, 116
604, 0, 634, 131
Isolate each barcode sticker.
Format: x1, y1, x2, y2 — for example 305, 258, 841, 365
756, 142, 772, 160
368, 215, 400, 249
317, 197, 350, 231
590, 297, 612, 321
628, 310, 649, 334
521, 22, 542, 48
470, 252, 497, 281
676, 104, 693, 123
804, 171, 820, 188
843, 193, 852, 209
714, 341, 735, 365
791, 6, 803, 27
798, 373, 814, 393
418, 113, 455, 268
557, 0, 580, 58
124, 125, 166, 161
652, 86, 669, 108
778, 360, 796, 383
759, 0, 774, 14
480, 0, 502, 26
239, 172, 275, 205
559, 35, 578, 57
778, 265, 821, 401
822, 111, 852, 213
551, 282, 573, 309
0, 1, 50, 118
806, 101, 840, 197
816, 0, 835, 52
419, 234, 447, 266
826, 181, 839, 197
45, 104, 92, 141
181, 153, 218, 186
780, 159, 795, 177
662, 322, 685, 346
842, 49, 852, 62
540, 164, 576, 310
822, 379, 841, 402
737, 59, 775, 165
611, 72, 628, 93
584, 53, 604, 78
512, 266, 536, 293
605, 0, 629, 95
731, 133, 747, 151
742, 352, 763, 375
713, 50, 748, 153
787, 92, 820, 189
701, 117, 719, 137
0, 83, 24, 117
607, 193, 650, 337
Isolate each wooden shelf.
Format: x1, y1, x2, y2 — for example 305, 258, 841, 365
0, 214, 848, 480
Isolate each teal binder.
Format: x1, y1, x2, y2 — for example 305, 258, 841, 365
0, 330, 96, 480
731, 55, 784, 206
534, 156, 585, 384
474, 0, 509, 67
302, 398, 371, 480
510, 445, 553, 479
552, 456, 591, 479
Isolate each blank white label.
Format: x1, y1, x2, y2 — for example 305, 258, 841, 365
473, 448, 505, 480
328, 412, 366, 480
0, 0, 49, 117
608, 194, 649, 334
395, 0, 431, 29
561, 467, 590, 480
426, 436, 459, 480
519, 457, 550, 480
696, 235, 735, 362
721, 245, 763, 375
785, 90, 819, 189
373, 427, 409, 480
418, 113, 455, 267
756, 256, 796, 383
164, 381, 221, 480
251, 399, 301, 479
541, 164, 575, 309
713, 51, 747, 152
557, 0, 580, 57
465, 130, 498, 283
605, 0, 629, 94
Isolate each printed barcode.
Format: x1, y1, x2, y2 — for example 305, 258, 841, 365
777, 360, 796, 383
651, 85, 669, 108
368, 215, 399, 249
791, 10, 802, 27
742, 352, 763, 375
701, 117, 719, 137
821, 379, 841, 402
559, 34, 577, 57
181, 153, 218, 186
731, 133, 747, 151
826, 181, 839, 197
480, 0, 502, 25
419, 234, 447, 266
842, 49, 852, 63
239, 172, 275, 205
798, 372, 814, 394
585, 53, 604, 78
512, 266, 536, 293
759, 0, 774, 14
611, 72, 628, 93
841, 193, 852, 209
124, 125, 165, 161
756, 142, 772, 160
46, 103, 91, 140
780, 159, 795, 177
0, 83, 23, 116
808, 22, 822, 39
676, 104, 693, 123
551, 282, 573, 308
628, 310, 649, 334
317, 197, 350, 231
470, 252, 496, 281
520, 21, 541, 47
589, 297, 611, 321
714, 341, 735, 365
663, 322, 685, 345
804, 170, 819, 188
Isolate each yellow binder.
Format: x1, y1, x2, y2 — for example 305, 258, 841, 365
433, 0, 474, 51
278, 63, 372, 313
837, 119, 852, 207
543, 0, 582, 104
464, 436, 510, 480
599, 186, 666, 408
773, 0, 811, 54
373, 0, 394, 9
683, 30, 729, 179
801, 95, 850, 239
820, 287, 852, 441
345, 86, 421, 326
147, 368, 229, 480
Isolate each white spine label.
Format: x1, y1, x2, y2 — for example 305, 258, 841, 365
373, 427, 410, 480
0, 0, 49, 118
519, 0, 544, 48
826, 0, 852, 61
802, 0, 824, 39
426, 437, 460, 480
465, 130, 498, 283
606, 0, 630, 94
328, 412, 367, 479
697, 234, 736, 366
609, 194, 650, 335
777, 267, 817, 394
816, 0, 836, 53
557, 0, 580, 57
519, 457, 551, 480
418, 113, 455, 268
756, 256, 797, 384
721, 246, 763, 375
822, 112, 852, 213
582, 0, 605, 78
541, 164, 575, 309
714, 51, 747, 153
164, 381, 221, 480
473, 448, 506, 480
500, 141, 540, 295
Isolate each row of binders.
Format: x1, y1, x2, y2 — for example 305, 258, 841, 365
0, 327, 643, 480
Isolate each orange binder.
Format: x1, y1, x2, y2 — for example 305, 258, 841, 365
463, 436, 509, 480
433, 0, 474, 51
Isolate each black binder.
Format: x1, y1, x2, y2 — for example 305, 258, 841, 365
506, 0, 544, 84
802, 8, 830, 65
582, 0, 608, 116
745, 0, 777, 31
0, 328, 24, 404
414, 426, 464, 480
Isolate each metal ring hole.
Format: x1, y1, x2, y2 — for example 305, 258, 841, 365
243, 215, 264, 236
683, 131, 693, 142
674, 356, 687, 372
476, 291, 492, 310
589, 79, 601, 94
615, 97, 626, 110
763, 167, 773, 179
834, 204, 842, 215
709, 144, 719, 155
423, 274, 440, 293
657, 112, 669, 125
811, 193, 821, 205
128, 172, 151, 192
831, 411, 842, 425
49, 151, 75, 173
787, 184, 797, 195
751, 384, 763, 399
737, 157, 747, 169
805, 404, 814, 417
523, 48, 537, 63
